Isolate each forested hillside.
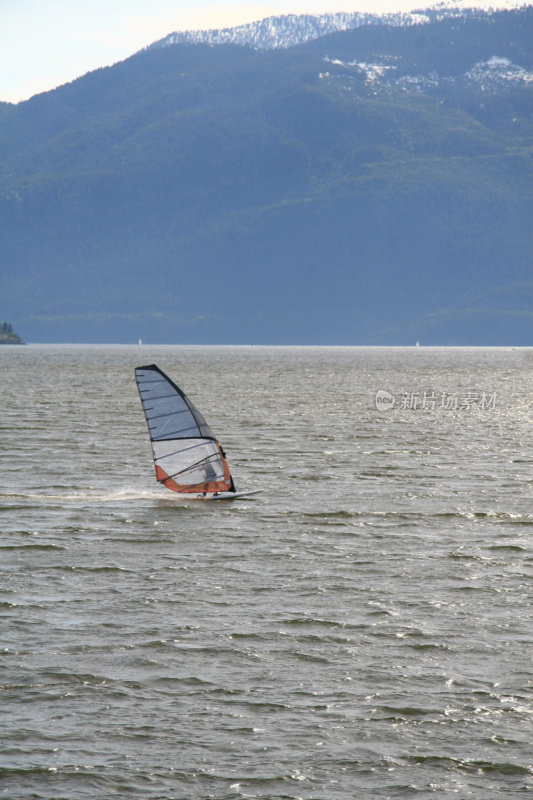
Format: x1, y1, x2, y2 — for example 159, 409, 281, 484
1, 7, 532, 344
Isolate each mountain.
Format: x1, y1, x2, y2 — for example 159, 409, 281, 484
1, 6, 532, 344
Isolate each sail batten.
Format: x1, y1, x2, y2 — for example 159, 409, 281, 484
151, 426, 204, 440
135, 364, 235, 495
156, 441, 208, 461
141, 393, 180, 401
148, 410, 190, 422
168, 455, 223, 481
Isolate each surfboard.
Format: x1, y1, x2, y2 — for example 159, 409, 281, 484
169, 489, 262, 501
200, 489, 262, 501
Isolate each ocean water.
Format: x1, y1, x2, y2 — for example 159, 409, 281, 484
1, 344, 532, 800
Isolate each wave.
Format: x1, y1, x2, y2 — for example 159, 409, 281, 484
405, 755, 533, 777
299, 508, 533, 525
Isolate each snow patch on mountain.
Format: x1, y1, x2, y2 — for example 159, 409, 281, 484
392, 56, 533, 93
320, 52, 533, 95
324, 56, 399, 85
466, 56, 533, 89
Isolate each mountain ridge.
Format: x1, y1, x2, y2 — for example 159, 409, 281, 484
1, 6, 532, 344
147, 3, 527, 52
149, 10, 430, 52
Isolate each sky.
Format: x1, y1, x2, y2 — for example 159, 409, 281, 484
0, 0, 517, 103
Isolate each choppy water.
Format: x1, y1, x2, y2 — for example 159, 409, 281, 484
1, 344, 533, 800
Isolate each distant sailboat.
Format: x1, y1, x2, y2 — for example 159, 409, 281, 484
135, 364, 254, 500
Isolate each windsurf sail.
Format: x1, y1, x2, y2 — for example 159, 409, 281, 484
135, 364, 236, 495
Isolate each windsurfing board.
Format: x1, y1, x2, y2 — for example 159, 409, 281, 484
181, 490, 262, 501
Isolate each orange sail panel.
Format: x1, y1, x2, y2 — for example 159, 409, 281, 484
135, 364, 235, 494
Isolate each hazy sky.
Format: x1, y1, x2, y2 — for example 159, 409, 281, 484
0, 0, 512, 103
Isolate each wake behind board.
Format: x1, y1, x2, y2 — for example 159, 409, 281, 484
135, 364, 257, 499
